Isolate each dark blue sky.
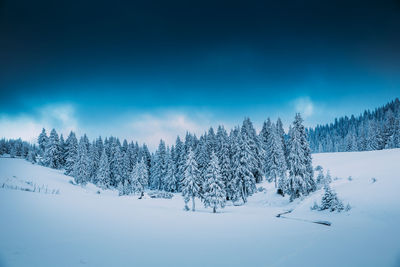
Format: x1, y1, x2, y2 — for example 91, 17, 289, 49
0, 0, 399, 148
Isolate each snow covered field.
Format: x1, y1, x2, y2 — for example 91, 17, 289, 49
1, 149, 400, 267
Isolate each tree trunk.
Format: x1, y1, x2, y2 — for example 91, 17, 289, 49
213, 207, 216, 213
192, 196, 195, 211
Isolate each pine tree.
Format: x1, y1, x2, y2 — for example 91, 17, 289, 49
241, 118, 264, 183
122, 139, 129, 154
227, 127, 241, 202
182, 149, 201, 211
164, 149, 177, 192
203, 152, 226, 213
276, 118, 287, 155
73, 135, 91, 185
138, 158, 149, 191
140, 144, 152, 177
387, 117, 400, 148
315, 165, 325, 188
260, 118, 272, 177
58, 134, 67, 168
151, 140, 167, 190
38, 128, 48, 156
109, 140, 124, 187
232, 132, 256, 203
44, 129, 60, 169
130, 166, 142, 195
65, 131, 78, 175
267, 123, 287, 188
121, 151, 132, 190
195, 135, 210, 188
27, 148, 37, 164
89, 142, 101, 184
287, 114, 316, 201
319, 184, 344, 212
324, 170, 332, 186
97, 148, 111, 189
130, 158, 149, 197
10, 145, 17, 158
367, 120, 380, 150
216, 126, 233, 200
174, 136, 185, 192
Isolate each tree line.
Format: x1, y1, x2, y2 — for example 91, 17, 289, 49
1, 114, 316, 212
307, 98, 400, 152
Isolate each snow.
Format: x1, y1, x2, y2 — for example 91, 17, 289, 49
1, 149, 400, 266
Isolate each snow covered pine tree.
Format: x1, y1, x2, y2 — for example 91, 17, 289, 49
203, 152, 226, 213
182, 149, 201, 211
286, 114, 316, 201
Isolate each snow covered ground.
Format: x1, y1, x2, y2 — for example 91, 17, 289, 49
1, 149, 400, 267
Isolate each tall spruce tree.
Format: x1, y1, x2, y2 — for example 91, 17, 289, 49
130, 158, 149, 197
241, 118, 264, 183
65, 131, 78, 175
38, 128, 48, 156
174, 136, 185, 192
89, 141, 101, 183
58, 134, 67, 168
151, 140, 167, 190
73, 135, 91, 185
287, 114, 315, 200
232, 132, 256, 203
203, 152, 226, 213
182, 149, 201, 211
44, 129, 61, 169
164, 148, 177, 192
267, 123, 287, 188
110, 140, 124, 187
216, 126, 233, 200
97, 148, 111, 188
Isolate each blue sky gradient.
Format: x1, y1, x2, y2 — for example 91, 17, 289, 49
0, 0, 399, 148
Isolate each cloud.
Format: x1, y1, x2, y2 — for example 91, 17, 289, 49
0, 104, 78, 142
0, 104, 225, 151
123, 111, 216, 150
293, 97, 314, 118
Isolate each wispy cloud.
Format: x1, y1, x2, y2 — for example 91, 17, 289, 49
0, 104, 78, 142
292, 97, 314, 118
0, 105, 225, 150
123, 111, 218, 149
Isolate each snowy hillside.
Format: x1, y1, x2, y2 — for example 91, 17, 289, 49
1, 149, 400, 267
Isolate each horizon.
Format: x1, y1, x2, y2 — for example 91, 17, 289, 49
0, 97, 398, 150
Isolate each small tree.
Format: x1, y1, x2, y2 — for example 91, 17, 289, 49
319, 184, 344, 212
324, 170, 332, 185
315, 166, 325, 188
203, 152, 226, 213
27, 149, 37, 164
